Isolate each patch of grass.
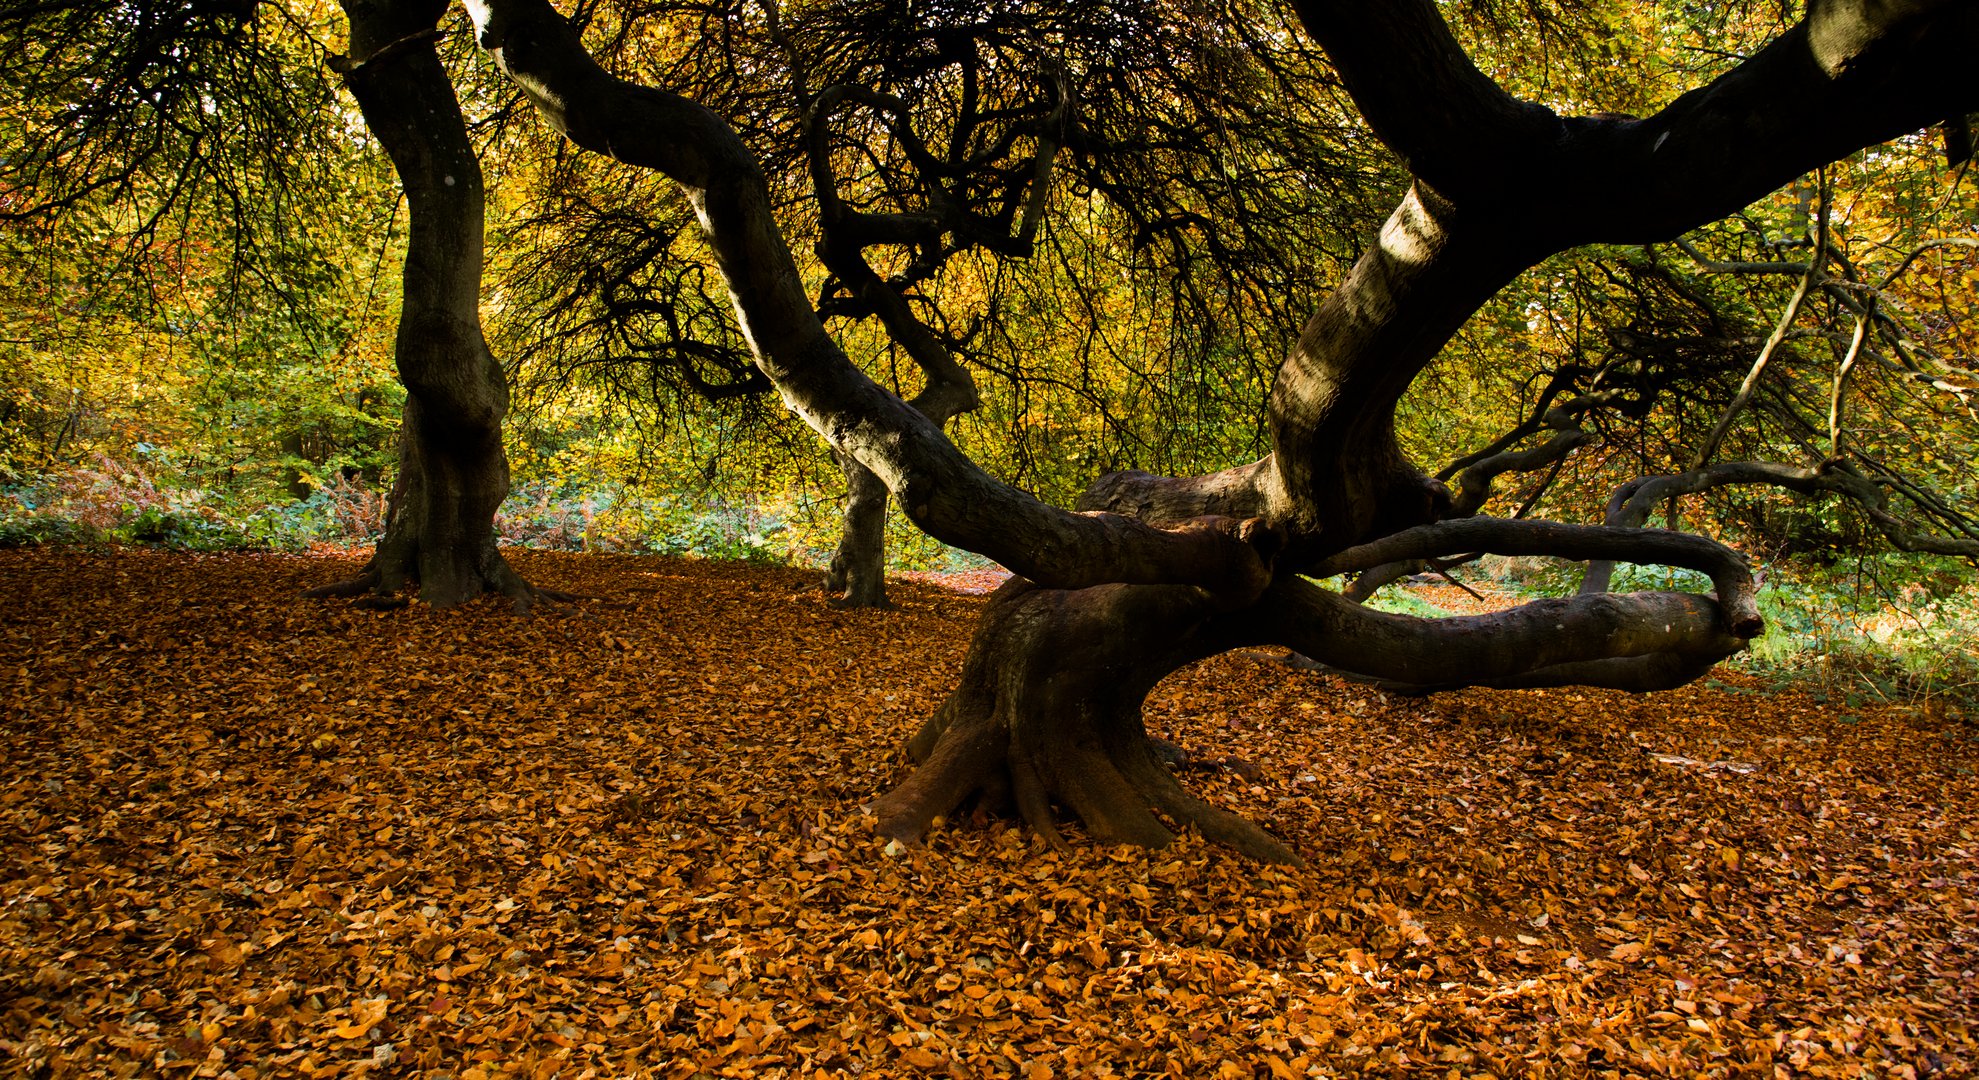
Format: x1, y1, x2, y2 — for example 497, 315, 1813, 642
1361, 587, 1458, 619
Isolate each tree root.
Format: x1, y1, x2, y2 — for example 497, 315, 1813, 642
1149, 737, 1265, 779
304, 545, 577, 613
302, 570, 382, 600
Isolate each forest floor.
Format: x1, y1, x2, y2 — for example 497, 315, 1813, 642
2, 549, 1976, 1078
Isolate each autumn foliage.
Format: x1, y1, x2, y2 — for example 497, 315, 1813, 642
3, 550, 1976, 1075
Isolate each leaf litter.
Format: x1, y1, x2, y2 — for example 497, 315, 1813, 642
1, 548, 1976, 1077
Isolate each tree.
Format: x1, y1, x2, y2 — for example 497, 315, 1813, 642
463, 0, 1979, 860
0, 0, 550, 607
302, 0, 555, 608
7, 0, 1973, 860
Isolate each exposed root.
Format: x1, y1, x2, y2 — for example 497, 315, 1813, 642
302, 570, 382, 600
1148, 736, 1264, 778
1124, 748, 1300, 864
828, 592, 896, 611
305, 546, 578, 614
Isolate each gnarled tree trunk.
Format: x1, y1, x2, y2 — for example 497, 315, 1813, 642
310, 0, 543, 610
871, 572, 1302, 864
467, 0, 1978, 859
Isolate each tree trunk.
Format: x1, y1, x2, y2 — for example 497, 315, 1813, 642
869, 579, 1304, 864
278, 431, 312, 501
873, 521, 1758, 859
823, 451, 890, 608
309, 0, 541, 610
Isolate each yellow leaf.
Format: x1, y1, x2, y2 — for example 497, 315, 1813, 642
204, 936, 244, 970
332, 997, 389, 1039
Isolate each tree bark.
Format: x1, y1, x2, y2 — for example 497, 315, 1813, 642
869, 579, 1305, 865
309, 0, 540, 610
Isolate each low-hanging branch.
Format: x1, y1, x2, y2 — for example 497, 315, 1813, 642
1309, 517, 1762, 638
1254, 578, 1754, 696
465, 0, 1286, 599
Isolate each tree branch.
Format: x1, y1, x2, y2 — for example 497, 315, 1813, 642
1311, 517, 1762, 638
1252, 577, 1752, 696
465, 0, 1279, 598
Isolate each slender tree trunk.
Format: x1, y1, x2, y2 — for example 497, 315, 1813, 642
278, 431, 312, 501
309, 0, 541, 610
823, 453, 890, 607
823, 376, 977, 609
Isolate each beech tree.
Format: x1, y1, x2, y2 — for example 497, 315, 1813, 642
300, 0, 554, 608
457, 0, 1978, 860
0, 0, 553, 607
8, 0, 1975, 860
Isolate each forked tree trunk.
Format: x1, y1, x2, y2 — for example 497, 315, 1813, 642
309, 0, 542, 610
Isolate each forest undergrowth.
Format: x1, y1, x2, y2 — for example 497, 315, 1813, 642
6, 456, 1977, 716
2, 549, 1976, 1076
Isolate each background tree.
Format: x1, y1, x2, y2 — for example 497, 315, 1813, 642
304, 0, 555, 607
0, 0, 402, 493
0, 0, 553, 605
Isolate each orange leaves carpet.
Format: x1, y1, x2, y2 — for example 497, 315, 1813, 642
2, 549, 1975, 1077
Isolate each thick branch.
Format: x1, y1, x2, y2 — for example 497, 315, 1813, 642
1284, 0, 1562, 200
1075, 460, 1274, 524
1312, 517, 1762, 638
465, 0, 1276, 597
1252, 577, 1751, 695
1292, 0, 1979, 242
